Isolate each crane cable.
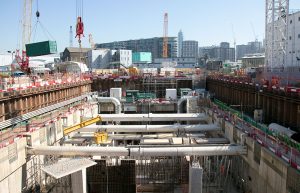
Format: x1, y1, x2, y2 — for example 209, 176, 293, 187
31, 0, 55, 42
76, 0, 83, 20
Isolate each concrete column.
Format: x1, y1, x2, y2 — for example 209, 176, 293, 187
297, 104, 300, 128
189, 163, 203, 193
283, 100, 289, 125
290, 102, 297, 128
41, 94, 44, 108
0, 102, 4, 121
39, 94, 42, 108
71, 169, 87, 193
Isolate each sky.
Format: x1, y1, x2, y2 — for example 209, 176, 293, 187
1, 0, 300, 53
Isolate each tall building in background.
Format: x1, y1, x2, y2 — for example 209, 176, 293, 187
182, 40, 198, 58
199, 42, 235, 62
286, 11, 300, 67
96, 37, 177, 61
177, 30, 183, 57
236, 41, 263, 60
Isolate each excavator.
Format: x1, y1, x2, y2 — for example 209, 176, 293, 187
118, 63, 139, 76
63, 115, 106, 144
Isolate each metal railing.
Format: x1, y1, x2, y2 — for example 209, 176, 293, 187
213, 99, 300, 171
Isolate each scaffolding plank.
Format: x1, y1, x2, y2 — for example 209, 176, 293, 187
41, 158, 96, 179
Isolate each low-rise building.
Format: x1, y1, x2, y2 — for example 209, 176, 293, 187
132, 52, 152, 64
133, 57, 198, 68
61, 47, 91, 63
86, 49, 111, 69
242, 54, 265, 68
110, 49, 132, 68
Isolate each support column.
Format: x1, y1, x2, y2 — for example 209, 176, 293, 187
277, 99, 283, 124
0, 102, 4, 121
189, 162, 203, 193
290, 102, 298, 128
71, 169, 87, 193
283, 100, 289, 125
297, 104, 300, 129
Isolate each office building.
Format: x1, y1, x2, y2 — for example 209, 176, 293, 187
177, 30, 184, 57
199, 42, 235, 62
236, 41, 263, 60
96, 37, 177, 61
182, 40, 198, 58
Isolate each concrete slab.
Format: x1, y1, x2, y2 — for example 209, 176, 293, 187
41, 158, 96, 179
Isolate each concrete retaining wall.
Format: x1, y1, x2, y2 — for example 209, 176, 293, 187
0, 102, 96, 193
222, 118, 297, 193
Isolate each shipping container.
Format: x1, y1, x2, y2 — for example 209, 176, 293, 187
26, 41, 57, 57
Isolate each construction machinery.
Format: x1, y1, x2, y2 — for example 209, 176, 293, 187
94, 132, 108, 144
63, 116, 106, 143
118, 63, 139, 76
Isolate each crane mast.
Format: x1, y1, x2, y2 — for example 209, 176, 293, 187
69, 26, 73, 47
22, 0, 33, 51
163, 13, 168, 58
265, 0, 289, 69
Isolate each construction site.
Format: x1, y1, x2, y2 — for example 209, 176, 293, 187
0, 0, 300, 193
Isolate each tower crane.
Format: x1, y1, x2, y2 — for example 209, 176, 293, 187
231, 24, 236, 62
163, 13, 168, 58
14, 0, 33, 74
265, 0, 289, 68
22, 0, 33, 51
88, 34, 95, 49
69, 26, 73, 47
250, 22, 258, 42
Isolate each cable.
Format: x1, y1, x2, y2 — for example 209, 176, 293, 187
81, 0, 83, 20
31, 21, 39, 42
39, 21, 56, 41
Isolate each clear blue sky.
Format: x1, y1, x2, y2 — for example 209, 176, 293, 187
1, 0, 300, 52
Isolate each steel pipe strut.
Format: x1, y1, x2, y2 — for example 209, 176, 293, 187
27, 145, 247, 157
99, 113, 208, 122
79, 124, 220, 133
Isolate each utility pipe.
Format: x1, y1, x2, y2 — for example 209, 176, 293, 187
97, 97, 121, 114
177, 96, 194, 113
27, 145, 247, 157
78, 124, 220, 133
99, 113, 208, 122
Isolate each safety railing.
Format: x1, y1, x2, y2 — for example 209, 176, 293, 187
213, 99, 300, 171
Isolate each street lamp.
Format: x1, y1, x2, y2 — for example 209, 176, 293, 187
7, 50, 15, 77
7, 51, 15, 65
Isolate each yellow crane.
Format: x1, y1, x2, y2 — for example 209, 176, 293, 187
63, 115, 107, 144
